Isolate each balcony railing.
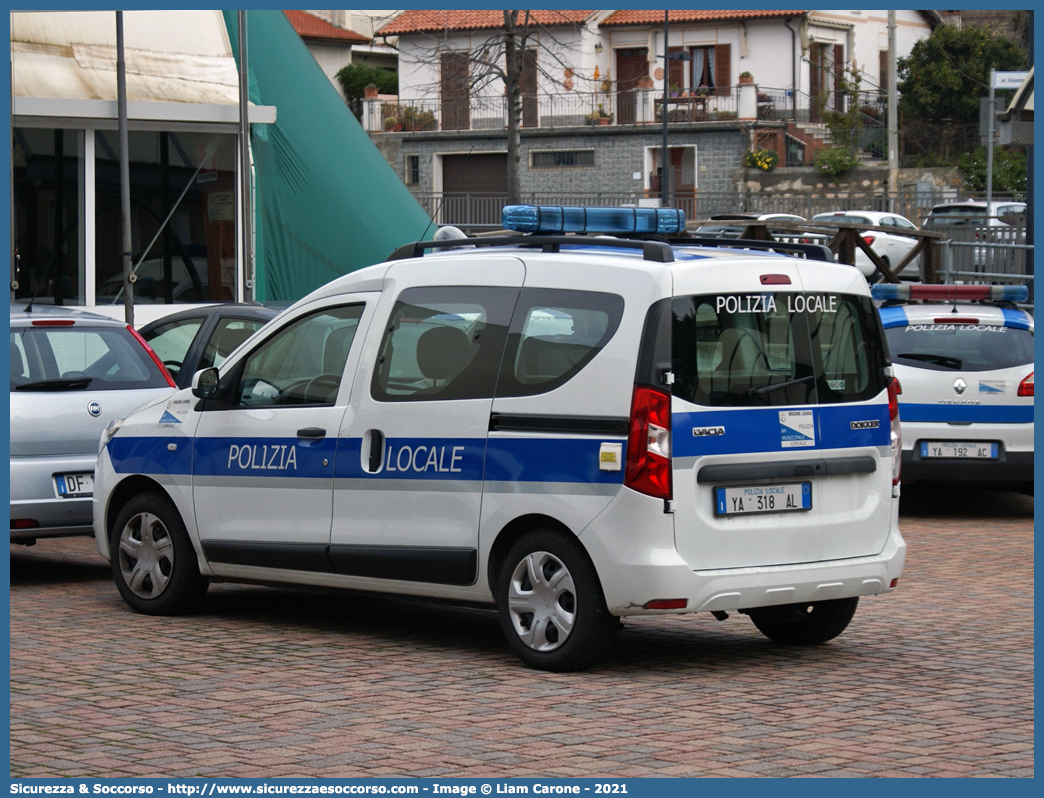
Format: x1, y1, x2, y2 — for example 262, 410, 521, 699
364, 86, 769, 133
364, 85, 892, 134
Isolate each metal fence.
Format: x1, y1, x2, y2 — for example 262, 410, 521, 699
412, 190, 1027, 229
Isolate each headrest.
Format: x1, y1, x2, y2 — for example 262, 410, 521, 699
416, 325, 470, 381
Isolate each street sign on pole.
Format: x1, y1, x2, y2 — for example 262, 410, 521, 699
993, 71, 1029, 90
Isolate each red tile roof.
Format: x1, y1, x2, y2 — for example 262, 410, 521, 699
377, 10, 594, 36
601, 10, 805, 27
284, 10, 371, 44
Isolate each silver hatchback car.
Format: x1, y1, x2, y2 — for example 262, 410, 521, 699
10, 305, 176, 544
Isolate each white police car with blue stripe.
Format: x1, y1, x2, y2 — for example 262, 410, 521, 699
873, 283, 1033, 493
95, 206, 905, 671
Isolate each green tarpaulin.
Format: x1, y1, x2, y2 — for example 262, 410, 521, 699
223, 11, 433, 302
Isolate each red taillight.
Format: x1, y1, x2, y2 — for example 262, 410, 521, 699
1018, 372, 1034, 397
30, 319, 75, 326
862, 235, 876, 247
888, 377, 901, 421
625, 385, 672, 500
128, 325, 176, 388
887, 378, 902, 486
12, 519, 39, 529
644, 599, 687, 610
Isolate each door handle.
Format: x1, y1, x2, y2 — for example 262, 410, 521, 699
368, 429, 384, 473
297, 427, 326, 439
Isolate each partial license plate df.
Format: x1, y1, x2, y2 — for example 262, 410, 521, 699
55, 473, 94, 498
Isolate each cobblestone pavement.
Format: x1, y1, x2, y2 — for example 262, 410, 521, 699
10, 485, 1033, 778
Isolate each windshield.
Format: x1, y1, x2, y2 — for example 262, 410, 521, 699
929, 206, 987, 217
814, 214, 872, 226
885, 323, 1033, 372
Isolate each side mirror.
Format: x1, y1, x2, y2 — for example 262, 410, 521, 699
191, 367, 221, 399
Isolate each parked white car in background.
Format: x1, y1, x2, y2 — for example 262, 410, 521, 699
923, 201, 1027, 270
813, 211, 923, 282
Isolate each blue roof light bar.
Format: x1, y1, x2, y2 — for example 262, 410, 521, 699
502, 205, 686, 235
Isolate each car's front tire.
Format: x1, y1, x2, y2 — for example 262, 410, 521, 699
747, 597, 858, 645
496, 529, 618, 672
109, 492, 208, 616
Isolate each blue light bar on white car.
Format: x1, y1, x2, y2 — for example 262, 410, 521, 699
502, 205, 686, 235
871, 283, 1029, 303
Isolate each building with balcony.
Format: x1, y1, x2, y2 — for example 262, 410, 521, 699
368, 9, 940, 225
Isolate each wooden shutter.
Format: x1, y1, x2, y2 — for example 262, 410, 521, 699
879, 50, 888, 95
668, 47, 685, 90
715, 43, 731, 96
440, 51, 470, 131
833, 44, 844, 109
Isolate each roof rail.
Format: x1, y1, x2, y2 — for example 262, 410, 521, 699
386, 235, 676, 263
663, 236, 835, 262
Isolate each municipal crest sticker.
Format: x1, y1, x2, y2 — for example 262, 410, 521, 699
779, 409, 815, 448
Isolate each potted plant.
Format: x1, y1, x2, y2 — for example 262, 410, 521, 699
636, 75, 654, 90
586, 104, 614, 125
364, 83, 379, 99
384, 116, 400, 132
738, 71, 754, 85
669, 83, 680, 98
401, 105, 437, 131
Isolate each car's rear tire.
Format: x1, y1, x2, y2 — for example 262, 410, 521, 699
496, 529, 618, 672
747, 597, 858, 645
109, 492, 208, 616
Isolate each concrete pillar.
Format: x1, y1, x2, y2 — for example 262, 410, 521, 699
362, 97, 382, 132
738, 83, 757, 121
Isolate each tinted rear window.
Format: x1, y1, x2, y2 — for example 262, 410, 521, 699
371, 287, 516, 402
10, 325, 171, 391
885, 323, 1033, 372
672, 292, 889, 407
495, 289, 624, 398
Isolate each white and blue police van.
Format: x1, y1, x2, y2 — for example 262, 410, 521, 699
872, 282, 1033, 493
94, 206, 905, 671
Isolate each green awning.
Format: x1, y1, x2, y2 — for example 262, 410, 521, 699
224, 11, 433, 302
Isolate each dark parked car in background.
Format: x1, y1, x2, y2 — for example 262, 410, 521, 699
138, 303, 279, 389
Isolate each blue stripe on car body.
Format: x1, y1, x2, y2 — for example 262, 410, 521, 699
1000, 308, 1032, 330
877, 306, 909, 329
898, 403, 1033, 424
672, 403, 890, 458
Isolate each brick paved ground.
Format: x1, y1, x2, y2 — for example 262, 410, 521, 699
10, 485, 1033, 778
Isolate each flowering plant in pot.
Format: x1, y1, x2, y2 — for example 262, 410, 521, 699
738, 71, 754, 85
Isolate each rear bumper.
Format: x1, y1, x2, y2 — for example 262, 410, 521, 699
902, 449, 1033, 485
10, 453, 97, 537
581, 487, 905, 616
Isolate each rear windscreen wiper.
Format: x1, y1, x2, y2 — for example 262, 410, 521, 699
749, 374, 815, 397
14, 377, 93, 391
897, 352, 963, 369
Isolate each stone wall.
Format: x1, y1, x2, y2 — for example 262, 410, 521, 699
372, 125, 751, 197
739, 165, 964, 198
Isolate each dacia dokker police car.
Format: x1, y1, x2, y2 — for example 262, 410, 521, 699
872, 283, 1033, 493
95, 206, 906, 671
